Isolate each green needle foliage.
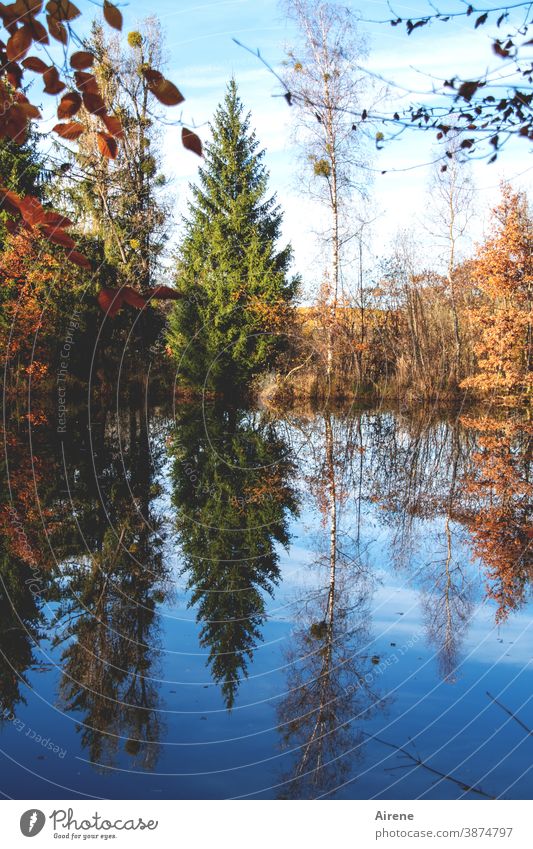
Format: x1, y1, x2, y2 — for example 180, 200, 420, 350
170, 403, 298, 708
0, 130, 44, 250
167, 79, 299, 394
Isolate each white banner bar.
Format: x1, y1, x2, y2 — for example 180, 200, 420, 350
1, 800, 530, 847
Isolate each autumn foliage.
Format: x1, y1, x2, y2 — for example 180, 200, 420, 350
461, 416, 533, 622
0, 0, 201, 310
461, 186, 533, 405
0, 230, 78, 386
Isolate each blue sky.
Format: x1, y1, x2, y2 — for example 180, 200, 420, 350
74, 1, 533, 288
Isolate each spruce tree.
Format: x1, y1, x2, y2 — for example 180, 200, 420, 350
167, 79, 298, 392
0, 129, 44, 249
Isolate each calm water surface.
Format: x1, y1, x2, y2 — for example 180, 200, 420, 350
1, 394, 531, 799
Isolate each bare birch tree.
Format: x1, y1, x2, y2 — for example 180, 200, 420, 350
425, 135, 475, 382
281, 0, 372, 378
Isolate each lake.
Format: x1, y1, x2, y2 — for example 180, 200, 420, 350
0, 391, 531, 799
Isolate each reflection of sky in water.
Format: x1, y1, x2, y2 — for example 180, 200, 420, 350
0, 412, 531, 800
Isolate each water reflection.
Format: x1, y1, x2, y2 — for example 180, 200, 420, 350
52, 398, 170, 768
277, 412, 383, 798
170, 404, 298, 708
0, 394, 531, 798
461, 416, 532, 622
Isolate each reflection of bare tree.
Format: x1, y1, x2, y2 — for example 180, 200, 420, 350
422, 516, 472, 682
364, 410, 476, 681
419, 425, 473, 682
277, 413, 383, 798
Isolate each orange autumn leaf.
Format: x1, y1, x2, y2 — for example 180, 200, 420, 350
38, 224, 76, 249
57, 91, 82, 119
96, 130, 118, 159
101, 113, 123, 138
82, 90, 106, 115
53, 121, 85, 140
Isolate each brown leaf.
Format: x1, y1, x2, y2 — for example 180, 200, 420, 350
18, 194, 46, 225
43, 66, 65, 94
146, 285, 183, 300
457, 80, 480, 102
142, 67, 163, 85
0, 187, 22, 216
39, 223, 76, 249
57, 91, 81, 118
46, 15, 67, 44
122, 287, 147, 309
5, 62, 23, 88
493, 40, 511, 58
4, 218, 19, 234
70, 50, 94, 70
82, 90, 106, 115
26, 19, 49, 44
96, 130, 118, 159
5, 104, 29, 142
103, 0, 122, 30
53, 120, 85, 140
182, 127, 202, 157
22, 55, 48, 73
6, 25, 32, 61
101, 113, 123, 138
67, 249, 91, 268
13, 0, 42, 16
19, 102, 41, 120
74, 70, 99, 93
0, 3, 19, 26
97, 285, 153, 316
42, 210, 73, 227
97, 287, 123, 318
45, 0, 80, 22
149, 77, 184, 106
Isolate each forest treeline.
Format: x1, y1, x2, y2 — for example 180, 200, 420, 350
0, 9, 531, 412
277, 181, 533, 407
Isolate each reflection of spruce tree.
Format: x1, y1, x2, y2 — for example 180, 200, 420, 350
0, 550, 45, 717
171, 405, 298, 709
0, 404, 54, 715
54, 539, 164, 769
52, 398, 170, 768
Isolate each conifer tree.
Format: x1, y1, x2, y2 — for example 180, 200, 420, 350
0, 130, 44, 249
167, 79, 298, 392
